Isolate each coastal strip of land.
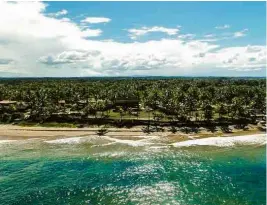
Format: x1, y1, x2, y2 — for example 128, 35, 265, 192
0, 124, 265, 142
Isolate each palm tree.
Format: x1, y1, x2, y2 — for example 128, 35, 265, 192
202, 102, 213, 122
216, 103, 227, 119
118, 106, 124, 122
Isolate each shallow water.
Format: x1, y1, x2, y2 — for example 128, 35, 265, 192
0, 134, 266, 205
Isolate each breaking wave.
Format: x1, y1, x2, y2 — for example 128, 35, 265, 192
172, 134, 266, 147
0, 140, 18, 144
44, 137, 86, 144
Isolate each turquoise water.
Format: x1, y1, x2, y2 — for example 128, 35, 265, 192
0, 136, 266, 205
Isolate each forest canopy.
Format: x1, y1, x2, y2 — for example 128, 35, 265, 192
0, 77, 265, 127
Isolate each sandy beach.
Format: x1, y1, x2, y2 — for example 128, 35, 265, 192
0, 124, 265, 142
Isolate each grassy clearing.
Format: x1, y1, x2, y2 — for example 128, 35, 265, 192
18, 121, 77, 128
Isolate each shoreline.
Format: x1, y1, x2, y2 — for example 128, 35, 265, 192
0, 124, 265, 142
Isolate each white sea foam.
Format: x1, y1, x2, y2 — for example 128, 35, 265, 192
172, 134, 266, 147
90, 142, 116, 147
0, 140, 18, 144
45, 137, 85, 144
0, 138, 41, 145
102, 136, 153, 147
42, 133, 162, 146
44, 135, 113, 144
102, 136, 159, 147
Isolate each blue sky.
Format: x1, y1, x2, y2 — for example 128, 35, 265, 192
46, 1, 266, 45
0, 1, 266, 77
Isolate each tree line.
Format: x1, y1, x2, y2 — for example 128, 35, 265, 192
0, 77, 265, 127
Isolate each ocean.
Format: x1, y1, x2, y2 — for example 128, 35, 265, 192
0, 134, 266, 205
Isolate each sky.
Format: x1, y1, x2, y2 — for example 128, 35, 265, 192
0, 1, 266, 77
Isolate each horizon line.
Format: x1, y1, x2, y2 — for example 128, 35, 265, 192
0, 76, 265, 79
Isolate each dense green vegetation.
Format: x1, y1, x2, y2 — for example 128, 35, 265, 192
0, 77, 265, 128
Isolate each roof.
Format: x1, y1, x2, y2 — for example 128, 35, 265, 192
17, 102, 29, 105
0, 100, 17, 104
115, 99, 139, 103
78, 100, 87, 104
58, 100, 66, 104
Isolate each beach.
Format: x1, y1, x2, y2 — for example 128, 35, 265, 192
0, 124, 264, 148
0, 123, 265, 150
0, 123, 264, 139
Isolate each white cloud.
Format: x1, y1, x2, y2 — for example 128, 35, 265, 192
81, 29, 102, 37
198, 38, 220, 42
128, 26, 180, 40
38, 39, 219, 72
39, 39, 265, 75
200, 29, 249, 42
81, 17, 111, 24
39, 50, 101, 65
177, 34, 195, 40
215, 24, 230, 29
48, 9, 68, 17
233, 29, 248, 38
0, 1, 265, 77
201, 45, 266, 71
204, 34, 215, 38
0, 2, 102, 39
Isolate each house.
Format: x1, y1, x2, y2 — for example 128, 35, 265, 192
58, 100, 66, 109
114, 98, 140, 109
0, 100, 17, 105
77, 100, 87, 109
58, 100, 66, 105
16, 102, 29, 111
0, 100, 17, 110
